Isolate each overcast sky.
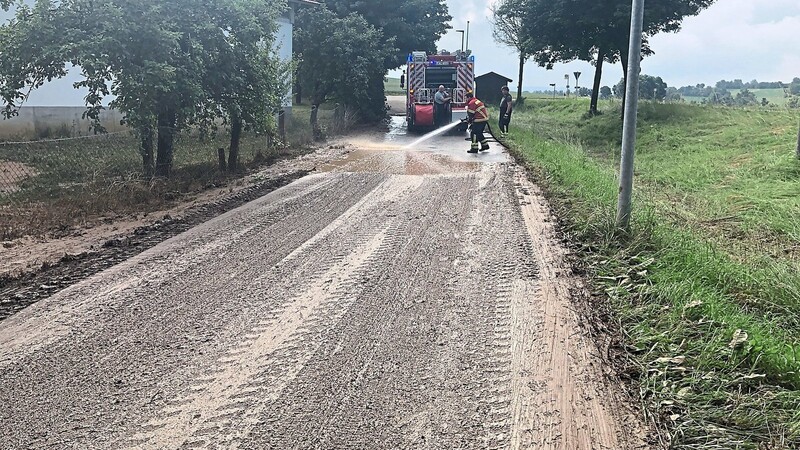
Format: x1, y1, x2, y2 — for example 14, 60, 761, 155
5, 0, 800, 105
399, 0, 800, 92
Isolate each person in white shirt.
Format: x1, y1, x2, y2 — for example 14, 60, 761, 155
434, 85, 451, 126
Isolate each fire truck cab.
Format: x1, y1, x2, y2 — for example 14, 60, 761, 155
404, 50, 475, 132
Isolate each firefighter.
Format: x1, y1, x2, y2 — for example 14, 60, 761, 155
465, 90, 490, 153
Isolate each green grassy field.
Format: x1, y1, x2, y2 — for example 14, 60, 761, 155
385, 76, 405, 95
0, 112, 325, 240
683, 88, 788, 106
502, 99, 800, 448
750, 88, 789, 105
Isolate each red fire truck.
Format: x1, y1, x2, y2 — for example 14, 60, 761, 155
403, 50, 475, 131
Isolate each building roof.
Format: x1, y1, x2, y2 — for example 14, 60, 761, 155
475, 71, 513, 82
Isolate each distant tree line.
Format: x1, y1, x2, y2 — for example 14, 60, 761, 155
716, 79, 785, 90
679, 78, 800, 97
674, 78, 800, 108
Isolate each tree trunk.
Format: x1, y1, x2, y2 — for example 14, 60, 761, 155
590, 49, 605, 115
278, 109, 286, 143
228, 114, 242, 172
516, 53, 525, 105
140, 125, 155, 178
217, 148, 227, 171
310, 104, 322, 141
295, 80, 302, 105
155, 109, 176, 178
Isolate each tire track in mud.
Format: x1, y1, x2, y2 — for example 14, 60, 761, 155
120, 175, 428, 449
0, 144, 649, 449
238, 175, 483, 449
509, 167, 646, 449
125, 229, 391, 448
0, 173, 389, 449
0, 174, 370, 367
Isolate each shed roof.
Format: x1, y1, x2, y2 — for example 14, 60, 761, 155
475, 71, 513, 82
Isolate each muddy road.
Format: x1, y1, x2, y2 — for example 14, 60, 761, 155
0, 116, 648, 449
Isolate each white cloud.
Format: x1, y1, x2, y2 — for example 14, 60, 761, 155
644, 0, 800, 86
436, 0, 800, 92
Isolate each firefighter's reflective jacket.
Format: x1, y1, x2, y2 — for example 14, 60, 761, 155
466, 98, 489, 123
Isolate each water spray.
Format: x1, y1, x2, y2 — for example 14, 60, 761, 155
402, 121, 462, 149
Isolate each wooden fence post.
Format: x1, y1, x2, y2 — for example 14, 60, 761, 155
217, 148, 227, 172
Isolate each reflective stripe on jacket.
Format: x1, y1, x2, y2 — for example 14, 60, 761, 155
466, 98, 489, 122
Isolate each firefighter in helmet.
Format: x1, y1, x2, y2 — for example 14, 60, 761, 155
465, 90, 490, 153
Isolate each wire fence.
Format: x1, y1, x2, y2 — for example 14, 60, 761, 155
0, 130, 285, 241
0, 105, 353, 240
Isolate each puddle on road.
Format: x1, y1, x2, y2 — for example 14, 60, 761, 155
319, 115, 508, 175
320, 149, 481, 175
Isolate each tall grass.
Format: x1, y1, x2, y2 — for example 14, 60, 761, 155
506, 99, 800, 448
0, 116, 319, 240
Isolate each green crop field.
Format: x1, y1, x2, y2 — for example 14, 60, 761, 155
502, 99, 800, 448
684, 88, 788, 106
750, 88, 789, 105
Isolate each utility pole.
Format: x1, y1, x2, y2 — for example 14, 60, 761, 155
466, 21, 470, 51
615, 0, 645, 230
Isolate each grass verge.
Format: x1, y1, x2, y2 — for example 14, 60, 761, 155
503, 100, 800, 448
0, 114, 325, 240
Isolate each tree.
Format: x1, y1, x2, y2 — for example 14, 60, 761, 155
189, 0, 290, 172
512, 0, 717, 115
613, 74, 666, 100
678, 83, 712, 98
717, 79, 744, 90
1, 0, 288, 177
490, 0, 529, 104
665, 86, 682, 102
705, 88, 733, 106
295, 8, 392, 138
600, 86, 613, 100
735, 89, 757, 106
790, 77, 800, 96
640, 75, 667, 100
321, 0, 450, 69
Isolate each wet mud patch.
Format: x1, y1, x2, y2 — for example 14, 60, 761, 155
320, 148, 481, 175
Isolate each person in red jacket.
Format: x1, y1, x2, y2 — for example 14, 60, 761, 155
465, 90, 490, 153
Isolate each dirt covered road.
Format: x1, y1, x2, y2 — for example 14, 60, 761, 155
0, 117, 648, 449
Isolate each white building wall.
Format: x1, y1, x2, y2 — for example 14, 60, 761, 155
276, 15, 294, 115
